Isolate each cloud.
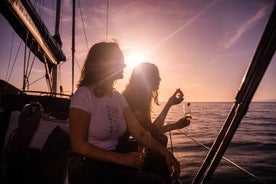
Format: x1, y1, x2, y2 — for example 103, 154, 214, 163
224, 4, 270, 49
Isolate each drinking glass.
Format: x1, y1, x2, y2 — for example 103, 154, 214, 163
184, 102, 192, 119
137, 142, 147, 171
183, 102, 192, 134
137, 131, 150, 159
137, 142, 147, 155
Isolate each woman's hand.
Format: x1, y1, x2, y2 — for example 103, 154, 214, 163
168, 88, 184, 106
119, 152, 146, 170
164, 150, 181, 180
175, 117, 190, 129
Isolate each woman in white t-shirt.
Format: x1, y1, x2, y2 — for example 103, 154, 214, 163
68, 41, 180, 184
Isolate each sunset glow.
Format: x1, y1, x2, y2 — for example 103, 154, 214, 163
0, 0, 275, 102
125, 51, 147, 71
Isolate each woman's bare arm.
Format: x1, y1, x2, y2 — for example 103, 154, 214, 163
153, 89, 184, 128
124, 106, 180, 178
69, 108, 144, 169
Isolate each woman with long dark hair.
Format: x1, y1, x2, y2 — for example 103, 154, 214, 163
119, 62, 190, 183
122, 62, 190, 145
68, 42, 180, 184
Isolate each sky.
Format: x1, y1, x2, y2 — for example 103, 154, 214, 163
0, 0, 275, 102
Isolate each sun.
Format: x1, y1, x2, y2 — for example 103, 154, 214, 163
125, 51, 147, 70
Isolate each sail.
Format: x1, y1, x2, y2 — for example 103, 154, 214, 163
0, 0, 66, 67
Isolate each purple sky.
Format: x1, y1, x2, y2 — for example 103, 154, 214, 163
0, 0, 275, 102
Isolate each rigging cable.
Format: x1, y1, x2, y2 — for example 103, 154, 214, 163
59, 64, 63, 94
176, 130, 267, 184
6, 32, 15, 81
59, 1, 64, 94
23, 34, 45, 88
106, 0, 109, 40
23, 33, 28, 90
26, 0, 52, 91
29, 75, 45, 86
7, 41, 22, 82
77, 0, 89, 51
72, 0, 76, 95
26, 56, 36, 86
70, 0, 90, 93
25, 37, 34, 90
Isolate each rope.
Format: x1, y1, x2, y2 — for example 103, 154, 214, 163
176, 129, 267, 184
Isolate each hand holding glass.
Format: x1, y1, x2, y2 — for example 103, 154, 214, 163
183, 102, 192, 134
184, 102, 192, 120
137, 143, 147, 155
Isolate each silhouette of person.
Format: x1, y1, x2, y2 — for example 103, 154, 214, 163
118, 62, 190, 183
68, 42, 180, 184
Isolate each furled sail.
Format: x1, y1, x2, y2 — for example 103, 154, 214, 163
0, 0, 66, 67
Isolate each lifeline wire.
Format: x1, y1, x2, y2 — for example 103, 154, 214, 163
177, 129, 267, 184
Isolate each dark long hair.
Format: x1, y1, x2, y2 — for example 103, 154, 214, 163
78, 41, 122, 97
123, 62, 160, 130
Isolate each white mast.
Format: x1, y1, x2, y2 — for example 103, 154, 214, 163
53, 0, 62, 94
72, 0, 76, 94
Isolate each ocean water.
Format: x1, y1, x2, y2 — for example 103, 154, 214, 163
152, 102, 276, 184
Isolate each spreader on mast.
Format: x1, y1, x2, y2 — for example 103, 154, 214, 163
0, 0, 66, 93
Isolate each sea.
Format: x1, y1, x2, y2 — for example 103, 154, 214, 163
152, 102, 276, 184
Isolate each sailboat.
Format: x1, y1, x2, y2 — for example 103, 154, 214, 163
0, 0, 71, 183
0, 0, 275, 184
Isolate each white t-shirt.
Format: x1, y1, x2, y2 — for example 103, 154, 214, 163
70, 86, 128, 150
